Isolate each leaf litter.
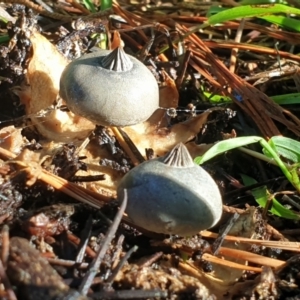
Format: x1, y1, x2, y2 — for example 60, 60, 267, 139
0, 1, 300, 300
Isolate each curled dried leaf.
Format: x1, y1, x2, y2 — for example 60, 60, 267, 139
27, 31, 94, 142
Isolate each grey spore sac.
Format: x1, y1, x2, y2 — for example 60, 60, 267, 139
60, 46, 159, 127
117, 143, 223, 236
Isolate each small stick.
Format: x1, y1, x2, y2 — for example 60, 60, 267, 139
67, 232, 97, 258
229, 18, 245, 75
47, 257, 89, 269
200, 253, 262, 272
111, 127, 141, 166
0, 227, 17, 300
92, 289, 168, 299
78, 189, 127, 295
111, 235, 125, 270
202, 231, 300, 252
75, 215, 93, 263
0, 259, 18, 300
211, 212, 240, 255
218, 247, 284, 268
1, 225, 10, 268
138, 251, 163, 269
105, 245, 138, 287
175, 49, 191, 90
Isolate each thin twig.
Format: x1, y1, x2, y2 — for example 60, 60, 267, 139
47, 257, 89, 269
111, 235, 125, 270
92, 289, 168, 299
202, 231, 300, 252
218, 247, 284, 268
79, 189, 127, 295
229, 18, 245, 74
105, 245, 138, 287
201, 253, 262, 272
0, 259, 17, 300
75, 215, 93, 264
111, 127, 141, 166
68, 232, 97, 258
0, 228, 17, 300
138, 251, 163, 268
212, 213, 240, 255
1, 225, 10, 268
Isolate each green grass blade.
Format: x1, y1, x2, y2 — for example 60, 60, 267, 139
271, 93, 300, 105
271, 198, 300, 219
206, 4, 300, 26
0, 35, 9, 43
259, 139, 297, 189
206, 6, 226, 17
203, 91, 232, 103
203, 91, 300, 105
0, 17, 8, 23
241, 174, 300, 219
82, 0, 97, 13
240, 0, 285, 4
264, 136, 300, 163
101, 0, 112, 10
162, 3, 300, 52
195, 136, 300, 191
194, 136, 262, 164
260, 15, 300, 31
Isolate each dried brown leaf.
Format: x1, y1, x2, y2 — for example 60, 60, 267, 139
26, 31, 94, 141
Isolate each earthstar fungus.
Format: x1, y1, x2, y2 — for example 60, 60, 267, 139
117, 143, 223, 236
59, 47, 159, 127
